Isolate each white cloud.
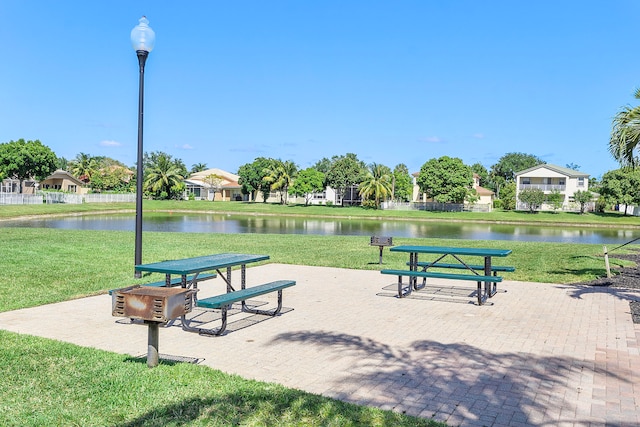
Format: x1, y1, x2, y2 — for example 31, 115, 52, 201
422, 136, 443, 143
472, 133, 485, 139
99, 140, 122, 147
178, 144, 194, 150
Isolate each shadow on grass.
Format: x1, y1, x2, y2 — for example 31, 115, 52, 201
269, 331, 634, 426
115, 386, 438, 427
545, 254, 629, 280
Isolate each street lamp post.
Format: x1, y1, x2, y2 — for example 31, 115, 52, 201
131, 16, 155, 278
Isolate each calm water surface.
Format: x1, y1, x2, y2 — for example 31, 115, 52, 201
2, 213, 639, 245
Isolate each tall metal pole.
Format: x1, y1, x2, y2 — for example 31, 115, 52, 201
134, 50, 148, 278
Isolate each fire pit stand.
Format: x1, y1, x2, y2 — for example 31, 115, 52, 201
370, 236, 394, 264
112, 285, 195, 368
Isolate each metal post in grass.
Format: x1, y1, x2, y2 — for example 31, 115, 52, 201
131, 16, 155, 278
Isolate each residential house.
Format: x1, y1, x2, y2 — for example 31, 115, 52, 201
184, 168, 247, 201
515, 164, 590, 211
410, 172, 494, 211
1, 170, 88, 194
39, 170, 89, 194
472, 173, 495, 207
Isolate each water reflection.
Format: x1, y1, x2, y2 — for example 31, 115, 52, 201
2, 213, 638, 245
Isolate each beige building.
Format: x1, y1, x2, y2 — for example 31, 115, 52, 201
1, 170, 88, 194
39, 170, 89, 194
184, 168, 247, 201
515, 164, 590, 211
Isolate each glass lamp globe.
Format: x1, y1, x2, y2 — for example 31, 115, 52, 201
131, 16, 156, 53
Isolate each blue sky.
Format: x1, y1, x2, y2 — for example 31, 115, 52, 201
1, 1, 638, 179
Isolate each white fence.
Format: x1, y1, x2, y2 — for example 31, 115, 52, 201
44, 193, 83, 204
0, 192, 136, 205
381, 201, 492, 212
0, 194, 43, 205
616, 204, 640, 216
83, 193, 136, 203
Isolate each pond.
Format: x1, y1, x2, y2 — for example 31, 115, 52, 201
2, 213, 639, 245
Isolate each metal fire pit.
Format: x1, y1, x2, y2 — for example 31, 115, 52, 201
370, 236, 394, 264
112, 285, 195, 367
112, 285, 194, 323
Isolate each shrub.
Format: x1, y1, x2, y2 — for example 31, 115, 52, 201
361, 200, 377, 210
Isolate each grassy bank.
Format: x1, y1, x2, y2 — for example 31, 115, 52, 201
2, 199, 640, 227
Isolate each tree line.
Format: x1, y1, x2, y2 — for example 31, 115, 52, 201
2, 124, 640, 211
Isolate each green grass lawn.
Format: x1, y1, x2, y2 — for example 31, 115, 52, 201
0, 202, 638, 426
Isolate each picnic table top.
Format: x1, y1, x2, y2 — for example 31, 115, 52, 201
390, 245, 512, 257
135, 253, 270, 275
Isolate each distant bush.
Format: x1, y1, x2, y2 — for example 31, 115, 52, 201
361, 200, 377, 210
493, 199, 503, 209
325, 200, 333, 207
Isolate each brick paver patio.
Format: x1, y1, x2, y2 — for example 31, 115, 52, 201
0, 263, 639, 426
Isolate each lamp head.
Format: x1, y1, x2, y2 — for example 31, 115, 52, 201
131, 16, 155, 53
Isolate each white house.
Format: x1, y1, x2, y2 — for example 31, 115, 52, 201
515, 164, 590, 211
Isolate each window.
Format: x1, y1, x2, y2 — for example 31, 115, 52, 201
578, 178, 585, 187
522, 178, 531, 185
559, 179, 565, 186
67, 185, 77, 192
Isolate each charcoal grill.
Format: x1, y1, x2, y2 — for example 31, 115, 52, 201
112, 285, 195, 367
370, 236, 394, 264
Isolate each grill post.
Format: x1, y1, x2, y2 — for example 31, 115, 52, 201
147, 321, 160, 368
112, 286, 195, 368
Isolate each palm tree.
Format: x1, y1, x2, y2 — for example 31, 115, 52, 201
359, 163, 392, 208
610, 88, 640, 168
263, 159, 297, 204
144, 153, 184, 199
191, 163, 207, 174
70, 152, 97, 183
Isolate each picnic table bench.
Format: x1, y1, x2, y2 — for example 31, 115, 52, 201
407, 262, 515, 276
381, 245, 513, 305
196, 280, 296, 335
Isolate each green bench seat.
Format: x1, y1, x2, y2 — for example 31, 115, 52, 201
380, 269, 501, 305
381, 269, 501, 283
193, 280, 296, 336
407, 262, 515, 276
108, 273, 216, 295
